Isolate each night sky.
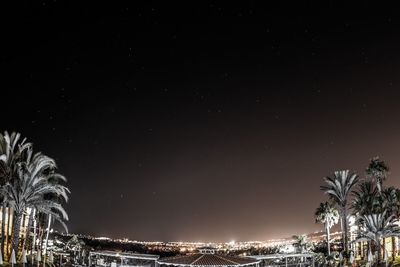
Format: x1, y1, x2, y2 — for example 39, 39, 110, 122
3, 2, 400, 242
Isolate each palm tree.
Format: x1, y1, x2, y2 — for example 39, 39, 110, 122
42, 174, 70, 267
380, 187, 400, 260
353, 183, 400, 261
321, 170, 359, 255
354, 212, 400, 264
352, 180, 380, 216
364, 158, 391, 259
380, 187, 400, 216
0, 132, 32, 258
366, 156, 389, 194
352, 180, 381, 262
292, 234, 308, 253
66, 235, 85, 264
315, 202, 339, 255
1, 150, 69, 257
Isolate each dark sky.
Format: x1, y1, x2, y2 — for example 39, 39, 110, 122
3, 2, 400, 242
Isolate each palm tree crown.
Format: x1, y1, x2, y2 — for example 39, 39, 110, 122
380, 187, 400, 217
315, 202, 339, 228
321, 170, 359, 208
366, 156, 389, 193
321, 170, 359, 254
352, 180, 380, 216
0, 132, 32, 184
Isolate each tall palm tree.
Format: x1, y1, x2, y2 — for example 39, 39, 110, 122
1, 150, 69, 257
0, 132, 32, 258
366, 156, 389, 194
364, 157, 391, 259
354, 212, 400, 264
321, 170, 359, 255
315, 202, 339, 255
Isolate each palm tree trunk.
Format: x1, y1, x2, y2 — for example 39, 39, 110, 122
340, 208, 348, 254
376, 236, 381, 264
343, 207, 349, 255
1, 203, 6, 260
7, 206, 13, 258
340, 215, 344, 250
37, 225, 44, 267
42, 214, 51, 267
392, 236, 396, 261
383, 237, 386, 260
326, 223, 331, 256
31, 209, 37, 265
11, 211, 23, 258
377, 178, 382, 193
22, 209, 33, 253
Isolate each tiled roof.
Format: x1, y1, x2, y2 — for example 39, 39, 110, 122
158, 254, 259, 266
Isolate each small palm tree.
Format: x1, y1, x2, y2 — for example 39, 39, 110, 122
321, 170, 359, 254
66, 235, 85, 264
366, 156, 389, 193
354, 212, 400, 264
292, 235, 308, 253
315, 202, 339, 255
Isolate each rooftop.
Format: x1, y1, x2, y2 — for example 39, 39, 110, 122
157, 254, 260, 267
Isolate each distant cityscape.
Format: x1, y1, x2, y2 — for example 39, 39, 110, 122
56, 230, 343, 255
